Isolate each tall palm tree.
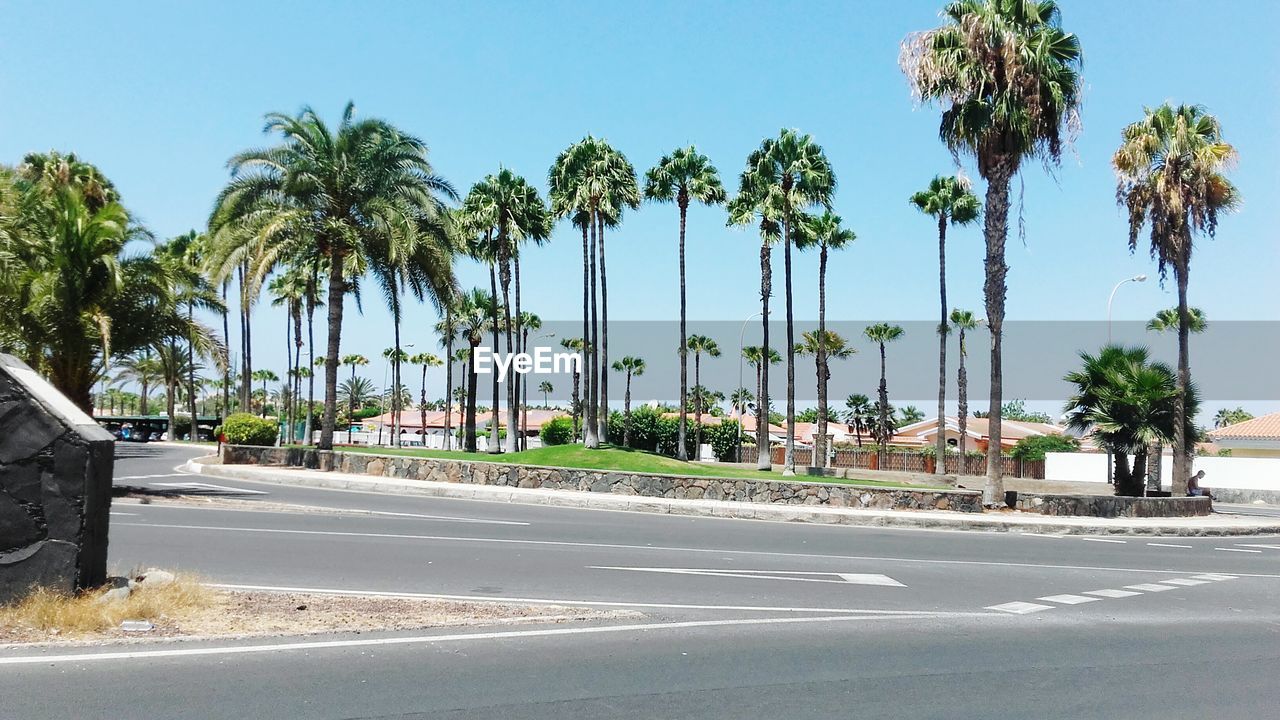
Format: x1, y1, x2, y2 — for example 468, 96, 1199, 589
448, 289, 494, 452
1114, 103, 1238, 495
844, 393, 874, 448
796, 212, 856, 465
380, 346, 410, 445
910, 175, 979, 471
685, 334, 721, 455
644, 147, 726, 459
796, 329, 854, 467
434, 296, 461, 451
742, 344, 782, 464
117, 351, 163, 416
208, 102, 456, 451
338, 376, 377, 414
736, 130, 835, 474
538, 381, 554, 408
341, 354, 368, 442
560, 337, 586, 441
519, 311, 543, 449
949, 309, 982, 463
903, 0, 1083, 504
611, 356, 645, 448
154, 232, 224, 439
251, 369, 279, 418
864, 323, 905, 465
409, 352, 442, 447
268, 268, 308, 441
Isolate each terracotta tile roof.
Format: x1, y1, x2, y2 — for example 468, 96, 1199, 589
1208, 412, 1280, 441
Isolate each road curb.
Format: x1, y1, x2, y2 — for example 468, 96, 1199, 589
185, 459, 1280, 537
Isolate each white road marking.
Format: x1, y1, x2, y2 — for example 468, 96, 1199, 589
1125, 583, 1175, 592
114, 473, 190, 480
118, 502, 530, 526
113, 523, 1280, 578
149, 482, 269, 495
588, 566, 906, 587
1147, 543, 1193, 549
1083, 589, 1142, 598
986, 601, 1053, 614
207, 582, 963, 616
1215, 547, 1262, 553
0, 613, 947, 666
1237, 544, 1280, 550
1159, 578, 1209, 586
1080, 538, 1127, 544
1037, 594, 1099, 605
108, 512, 137, 517
1190, 574, 1237, 581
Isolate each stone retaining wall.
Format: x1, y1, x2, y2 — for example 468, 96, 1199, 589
221, 445, 983, 513
1014, 492, 1211, 518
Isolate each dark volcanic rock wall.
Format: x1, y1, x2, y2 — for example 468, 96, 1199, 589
0, 355, 115, 603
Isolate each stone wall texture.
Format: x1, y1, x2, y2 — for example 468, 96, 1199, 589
222, 446, 984, 514
0, 355, 115, 603
1014, 492, 1211, 518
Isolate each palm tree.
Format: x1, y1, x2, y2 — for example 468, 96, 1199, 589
268, 268, 308, 441
735, 130, 835, 474
338, 376, 377, 415
644, 147, 726, 459
1147, 306, 1207, 334
844, 393, 874, 448
1213, 407, 1252, 429
381, 347, 410, 445
742, 344, 782, 464
729, 188, 781, 471
903, 0, 1083, 504
252, 369, 279, 417
898, 405, 926, 425
685, 334, 721, 455
341, 354, 368, 442
796, 329, 854, 467
910, 175, 980, 472
949, 309, 982, 462
117, 351, 163, 416
538, 380, 554, 408
519, 311, 543, 449
208, 102, 456, 451
1064, 345, 1199, 496
864, 323, 905, 465
1114, 104, 1239, 495
560, 337, 586, 442
454, 289, 495, 452
795, 210, 855, 461
612, 356, 646, 448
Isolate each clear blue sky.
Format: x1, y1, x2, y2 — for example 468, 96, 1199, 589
3, 1, 1277, 411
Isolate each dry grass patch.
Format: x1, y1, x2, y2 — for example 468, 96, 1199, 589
0, 574, 629, 646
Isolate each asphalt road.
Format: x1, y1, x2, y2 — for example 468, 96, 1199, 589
4, 443, 1280, 719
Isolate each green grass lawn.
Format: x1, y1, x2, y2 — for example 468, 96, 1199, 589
335, 443, 947, 490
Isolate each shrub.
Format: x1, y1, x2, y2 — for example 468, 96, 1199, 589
540, 416, 574, 446
1010, 434, 1079, 461
702, 420, 744, 462
218, 413, 278, 446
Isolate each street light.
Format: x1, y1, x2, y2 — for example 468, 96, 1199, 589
737, 311, 763, 463
1106, 274, 1147, 344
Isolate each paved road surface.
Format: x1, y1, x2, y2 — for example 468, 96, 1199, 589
4, 443, 1279, 719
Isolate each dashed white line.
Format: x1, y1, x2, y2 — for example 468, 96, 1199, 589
1191, 574, 1237, 581
1215, 547, 1262, 553
1237, 544, 1280, 550
1147, 542, 1193, 549
1159, 578, 1209, 586
986, 601, 1053, 615
1080, 538, 1127, 544
1125, 583, 1176, 592
1037, 594, 1099, 605
1084, 588, 1142, 598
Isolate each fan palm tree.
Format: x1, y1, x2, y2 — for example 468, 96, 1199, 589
685, 334, 721, 454
341, 354, 368, 442
560, 337, 586, 442
434, 294, 461, 451
454, 289, 496, 452
519, 311, 543, 449
729, 187, 782, 471
409, 352, 442, 446
735, 130, 835, 474
116, 351, 163, 416
644, 147, 726, 458
949, 309, 982, 461
208, 102, 456, 451
269, 268, 308, 440
612, 356, 646, 448
154, 232, 224, 439
1147, 306, 1207, 334
1213, 407, 1252, 429
380, 346, 411, 445
251, 369, 279, 417
864, 323, 905, 465
1115, 103, 1239, 495
903, 0, 1083, 503
338, 376, 376, 414
538, 380, 554, 408
844, 393, 874, 448
741, 344, 783, 464
796, 329, 854, 467
910, 175, 980, 471
898, 406, 926, 425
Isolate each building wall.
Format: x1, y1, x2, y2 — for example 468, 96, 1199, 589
1046, 452, 1280, 491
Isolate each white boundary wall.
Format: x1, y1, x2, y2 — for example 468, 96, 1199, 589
1046, 452, 1280, 491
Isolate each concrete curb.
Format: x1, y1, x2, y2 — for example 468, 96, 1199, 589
185, 458, 1280, 537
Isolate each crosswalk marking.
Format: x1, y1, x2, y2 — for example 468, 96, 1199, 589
1038, 594, 1099, 605
1159, 578, 1209, 586
1125, 583, 1175, 592
1084, 588, 1142, 598
986, 601, 1053, 614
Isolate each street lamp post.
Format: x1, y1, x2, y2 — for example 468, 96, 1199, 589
1106, 274, 1147, 344
737, 311, 762, 463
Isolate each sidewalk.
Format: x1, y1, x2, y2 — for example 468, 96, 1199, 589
185, 457, 1280, 537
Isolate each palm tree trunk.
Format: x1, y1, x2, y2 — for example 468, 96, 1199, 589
292, 303, 303, 444
282, 304, 292, 439
878, 342, 888, 467
783, 220, 796, 475
489, 264, 502, 454
501, 250, 518, 454
694, 352, 702, 460
571, 369, 581, 441
757, 239, 772, 471
816, 243, 828, 469
444, 307, 453, 451
597, 214, 609, 443
579, 221, 590, 446
515, 253, 525, 451
318, 251, 345, 451
982, 160, 1013, 505
957, 328, 968, 468
420, 364, 428, 448
220, 283, 230, 424
935, 214, 948, 474
305, 290, 316, 446
585, 212, 600, 448
623, 372, 633, 448
188, 304, 197, 441
1173, 254, 1192, 496
677, 196, 689, 461
240, 262, 253, 415
393, 309, 403, 448
466, 341, 479, 453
